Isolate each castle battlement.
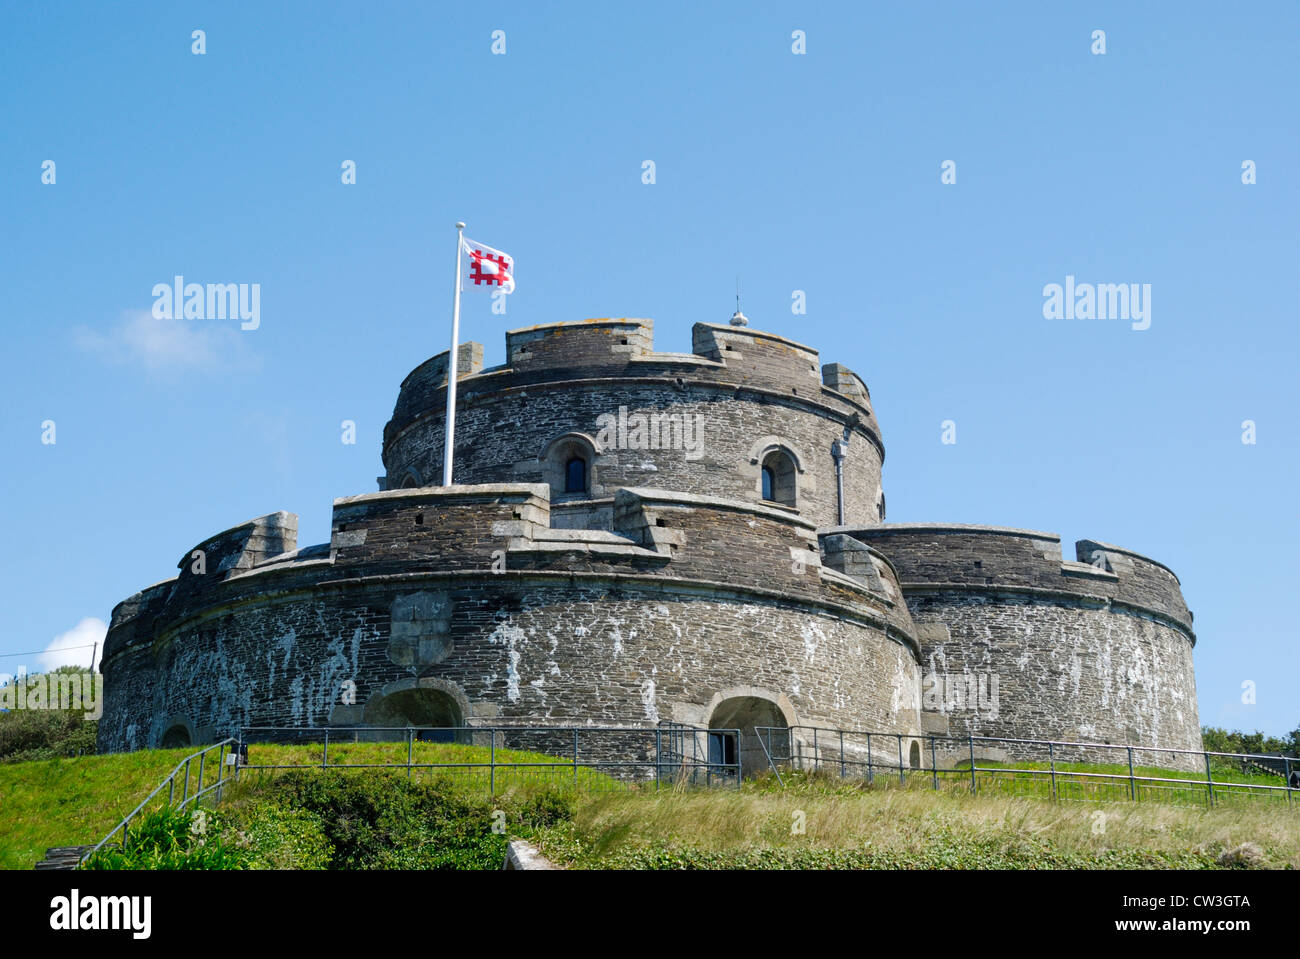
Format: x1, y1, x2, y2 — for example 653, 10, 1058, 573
385, 318, 877, 444
381, 317, 885, 530
101, 481, 920, 676
95, 316, 1202, 771
840, 523, 1193, 641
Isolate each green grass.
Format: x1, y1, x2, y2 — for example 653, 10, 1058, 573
0, 746, 206, 870
528, 772, 1300, 869
4, 742, 1296, 871
884, 757, 1294, 809
0, 741, 620, 870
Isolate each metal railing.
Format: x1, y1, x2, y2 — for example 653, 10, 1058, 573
755, 725, 1300, 809
79, 737, 238, 866
236, 723, 741, 791
78, 723, 739, 866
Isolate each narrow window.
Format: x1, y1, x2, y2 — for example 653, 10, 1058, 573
565, 456, 587, 493
760, 449, 797, 506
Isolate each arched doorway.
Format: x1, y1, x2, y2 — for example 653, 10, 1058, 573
161, 725, 191, 749
364, 681, 467, 743
707, 695, 790, 779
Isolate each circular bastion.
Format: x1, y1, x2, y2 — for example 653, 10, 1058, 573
97, 485, 924, 776
95, 316, 1203, 775
840, 524, 1200, 769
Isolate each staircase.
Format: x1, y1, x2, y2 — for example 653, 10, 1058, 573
1242, 754, 1297, 780
35, 845, 93, 870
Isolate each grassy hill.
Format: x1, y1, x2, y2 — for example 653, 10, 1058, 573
3, 745, 1298, 870
528, 771, 1300, 869
0, 740, 612, 870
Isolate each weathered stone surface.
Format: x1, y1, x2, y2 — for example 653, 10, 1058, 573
96, 319, 1201, 770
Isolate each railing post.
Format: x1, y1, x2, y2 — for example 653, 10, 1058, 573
406, 727, 413, 780
654, 727, 660, 790
1048, 742, 1057, 802
930, 735, 938, 792
839, 730, 845, 778
323, 728, 329, 769
168, 776, 175, 806
197, 750, 205, 801
968, 735, 976, 794
813, 727, 819, 775
490, 728, 496, 796
183, 757, 191, 804
735, 730, 742, 787
1286, 757, 1293, 807
1204, 752, 1214, 808
1127, 746, 1136, 801
866, 732, 873, 784
216, 743, 225, 802
693, 726, 699, 785
575, 728, 581, 788
898, 734, 905, 784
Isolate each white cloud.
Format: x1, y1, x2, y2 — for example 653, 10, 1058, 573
38, 617, 108, 672
74, 309, 261, 375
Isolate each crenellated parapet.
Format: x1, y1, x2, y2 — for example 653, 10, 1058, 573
839, 523, 1193, 640
838, 523, 1201, 763
96, 481, 924, 752
100, 486, 919, 679
381, 318, 886, 529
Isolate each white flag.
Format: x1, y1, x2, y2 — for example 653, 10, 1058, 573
461, 237, 515, 294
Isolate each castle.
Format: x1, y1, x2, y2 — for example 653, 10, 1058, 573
97, 315, 1201, 772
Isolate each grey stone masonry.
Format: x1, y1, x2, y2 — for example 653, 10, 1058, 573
95, 317, 1204, 772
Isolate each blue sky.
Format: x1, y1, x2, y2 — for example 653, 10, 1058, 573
1, 2, 1295, 736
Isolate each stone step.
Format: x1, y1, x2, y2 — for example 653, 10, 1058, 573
34, 845, 93, 870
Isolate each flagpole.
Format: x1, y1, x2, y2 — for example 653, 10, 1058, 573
443, 221, 465, 486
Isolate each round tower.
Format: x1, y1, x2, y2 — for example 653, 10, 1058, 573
381, 318, 887, 530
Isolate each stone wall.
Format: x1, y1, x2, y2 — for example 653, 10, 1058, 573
94, 319, 1205, 773
847, 524, 1200, 768
97, 485, 921, 755
381, 319, 885, 529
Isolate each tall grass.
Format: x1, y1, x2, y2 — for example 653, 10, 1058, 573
531, 773, 1300, 869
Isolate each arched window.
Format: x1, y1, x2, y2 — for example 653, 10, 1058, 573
760, 449, 797, 507
565, 456, 587, 493
540, 433, 600, 500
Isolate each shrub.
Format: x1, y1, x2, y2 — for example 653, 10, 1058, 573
224, 803, 333, 870
254, 770, 511, 870
0, 669, 100, 763
84, 806, 248, 870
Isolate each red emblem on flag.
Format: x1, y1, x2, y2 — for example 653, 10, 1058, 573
468, 247, 511, 287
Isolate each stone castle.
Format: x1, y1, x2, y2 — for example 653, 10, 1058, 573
97, 315, 1201, 772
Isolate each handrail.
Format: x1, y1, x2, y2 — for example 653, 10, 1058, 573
240, 724, 742, 787
755, 725, 1300, 809
79, 737, 238, 867
774, 724, 1300, 764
